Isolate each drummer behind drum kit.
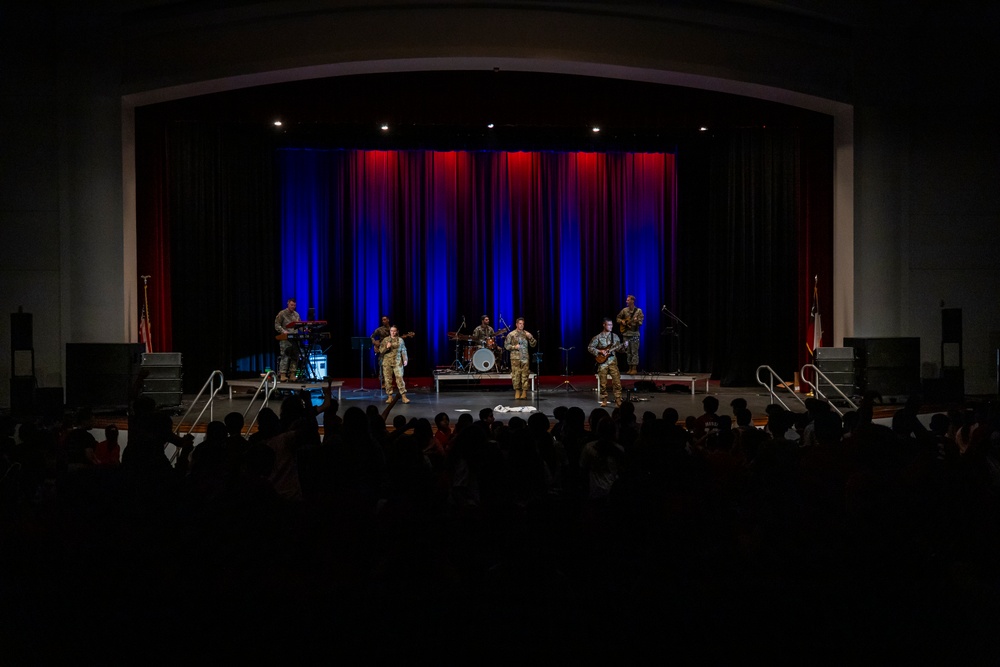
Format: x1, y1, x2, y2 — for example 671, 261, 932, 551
447, 328, 509, 373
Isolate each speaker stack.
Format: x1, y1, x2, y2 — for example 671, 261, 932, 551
66, 343, 146, 410
844, 337, 921, 402
814, 347, 860, 400
939, 308, 964, 402
10, 309, 36, 417
140, 352, 183, 408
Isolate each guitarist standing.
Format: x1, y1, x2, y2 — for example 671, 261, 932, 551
370, 315, 391, 384
588, 318, 626, 407
615, 294, 644, 375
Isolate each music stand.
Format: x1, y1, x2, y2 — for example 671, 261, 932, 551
552, 346, 579, 391
661, 306, 688, 375
351, 337, 375, 394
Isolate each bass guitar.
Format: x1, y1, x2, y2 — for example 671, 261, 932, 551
594, 340, 628, 364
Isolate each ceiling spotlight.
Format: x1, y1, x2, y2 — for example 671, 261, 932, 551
273, 120, 283, 127
381, 124, 389, 131
699, 127, 708, 132
592, 126, 600, 133
487, 123, 494, 129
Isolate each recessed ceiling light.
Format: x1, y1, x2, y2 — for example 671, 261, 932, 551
273, 120, 283, 127
592, 127, 600, 133
381, 124, 389, 131
699, 127, 708, 132
487, 123, 494, 129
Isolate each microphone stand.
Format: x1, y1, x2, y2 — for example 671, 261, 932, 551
450, 316, 468, 372
531, 329, 543, 400
553, 346, 578, 392
661, 306, 688, 375
497, 313, 511, 373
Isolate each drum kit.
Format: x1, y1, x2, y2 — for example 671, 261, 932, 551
447, 331, 507, 372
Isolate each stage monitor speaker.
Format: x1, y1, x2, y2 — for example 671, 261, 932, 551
10, 311, 33, 351
66, 343, 145, 409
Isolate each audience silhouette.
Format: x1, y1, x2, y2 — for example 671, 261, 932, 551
3, 389, 999, 661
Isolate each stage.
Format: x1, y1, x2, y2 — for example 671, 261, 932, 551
180, 371, 844, 433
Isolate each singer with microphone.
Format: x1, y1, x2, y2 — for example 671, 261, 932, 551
504, 317, 537, 399
615, 294, 644, 375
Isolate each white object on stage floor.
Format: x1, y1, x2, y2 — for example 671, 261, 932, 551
493, 404, 538, 413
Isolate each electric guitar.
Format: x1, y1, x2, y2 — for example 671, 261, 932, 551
376, 332, 416, 354
594, 340, 628, 364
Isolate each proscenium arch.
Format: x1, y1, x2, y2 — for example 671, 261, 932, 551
122, 57, 853, 348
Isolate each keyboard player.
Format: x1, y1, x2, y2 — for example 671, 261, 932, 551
274, 297, 301, 381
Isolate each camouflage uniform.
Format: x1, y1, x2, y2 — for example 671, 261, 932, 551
616, 304, 644, 371
472, 323, 495, 346
380, 335, 409, 398
370, 323, 391, 382
588, 330, 623, 405
504, 329, 536, 394
274, 306, 301, 379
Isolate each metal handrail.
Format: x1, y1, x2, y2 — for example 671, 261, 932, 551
800, 363, 858, 416
755, 365, 808, 412
242, 371, 278, 436
174, 370, 225, 438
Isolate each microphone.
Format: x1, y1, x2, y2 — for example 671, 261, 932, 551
662, 305, 667, 311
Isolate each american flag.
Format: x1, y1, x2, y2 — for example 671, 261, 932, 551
806, 276, 822, 356
139, 304, 153, 354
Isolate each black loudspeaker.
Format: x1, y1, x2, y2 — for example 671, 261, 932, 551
140, 352, 183, 408
65, 343, 145, 410
815, 347, 860, 397
942, 308, 962, 344
34, 387, 64, 419
844, 337, 921, 400
10, 376, 36, 417
11, 311, 33, 350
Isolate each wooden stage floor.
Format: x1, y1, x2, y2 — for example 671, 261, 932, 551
158, 372, 906, 433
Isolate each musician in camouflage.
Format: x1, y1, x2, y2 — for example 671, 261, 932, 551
616, 294, 644, 374
588, 318, 625, 407
370, 315, 391, 386
274, 298, 301, 382
471, 315, 495, 346
504, 317, 536, 399
380, 325, 410, 403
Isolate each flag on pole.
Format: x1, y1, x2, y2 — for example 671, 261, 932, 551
139, 303, 153, 354
806, 276, 823, 356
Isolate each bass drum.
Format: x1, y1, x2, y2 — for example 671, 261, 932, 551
472, 347, 496, 372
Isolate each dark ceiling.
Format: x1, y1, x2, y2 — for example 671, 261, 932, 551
137, 70, 832, 152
